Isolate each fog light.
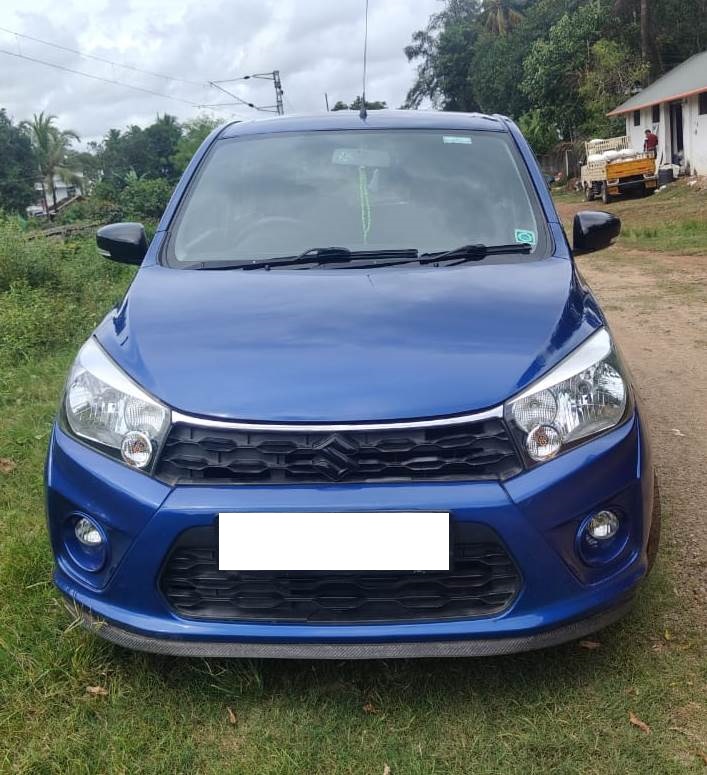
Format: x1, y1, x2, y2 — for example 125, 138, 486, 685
526, 424, 561, 461
75, 516, 103, 546
121, 430, 153, 468
586, 510, 620, 541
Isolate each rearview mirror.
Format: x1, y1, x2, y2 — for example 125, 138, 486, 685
573, 211, 620, 255
97, 222, 148, 265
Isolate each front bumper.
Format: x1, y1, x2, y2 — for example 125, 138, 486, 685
46, 411, 656, 656
72, 596, 635, 658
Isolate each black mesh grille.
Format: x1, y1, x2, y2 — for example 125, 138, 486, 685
160, 523, 521, 623
155, 418, 522, 485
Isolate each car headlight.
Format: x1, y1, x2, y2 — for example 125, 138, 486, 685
505, 328, 629, 464
62, 338, 169, 470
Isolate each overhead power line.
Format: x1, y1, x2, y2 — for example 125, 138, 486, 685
208, 81, 266, 111
0, 25, 204, 86
0, 46, 209, 107
0, 47, 252, 118
0, 26, 285, 116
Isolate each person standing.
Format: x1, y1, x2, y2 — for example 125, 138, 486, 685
644, 128, 659, 156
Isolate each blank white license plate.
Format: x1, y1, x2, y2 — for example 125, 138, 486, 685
218, 511, 450, 571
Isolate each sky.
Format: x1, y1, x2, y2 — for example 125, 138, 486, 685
0, 0, 440, 145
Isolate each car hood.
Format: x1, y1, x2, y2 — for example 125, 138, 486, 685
97, 258, 601, 422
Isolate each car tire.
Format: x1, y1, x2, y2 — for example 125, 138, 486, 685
646, 476, 662, 574
584, 184, 594, 202
601, 182, 611, 204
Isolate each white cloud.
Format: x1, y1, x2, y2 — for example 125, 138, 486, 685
0, 0, 438, 143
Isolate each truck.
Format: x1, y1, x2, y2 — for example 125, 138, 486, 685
580, 136, 657, 203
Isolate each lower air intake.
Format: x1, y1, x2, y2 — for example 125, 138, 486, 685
160, 522, 521, 624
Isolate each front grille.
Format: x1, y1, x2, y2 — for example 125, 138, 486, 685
155, 417, 522, 485
160, 523, 521, 623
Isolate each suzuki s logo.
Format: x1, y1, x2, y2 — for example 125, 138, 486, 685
311, 434, 360, 480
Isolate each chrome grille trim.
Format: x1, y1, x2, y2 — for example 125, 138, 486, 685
170, 405, 504, 433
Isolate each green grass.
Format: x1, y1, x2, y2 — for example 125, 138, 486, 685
554, 180, 707, 255
1, 221, 706, 774
621, 218, 707, 255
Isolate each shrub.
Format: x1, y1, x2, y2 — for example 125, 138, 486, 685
118, 178, 173, 220
0, 218, 135, 365
0, 219, 62, 292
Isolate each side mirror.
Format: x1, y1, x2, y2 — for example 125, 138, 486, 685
573, 211, 621, 255
97, 222, 148, 265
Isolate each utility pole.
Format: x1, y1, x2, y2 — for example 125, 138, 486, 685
272, 70, 284, 116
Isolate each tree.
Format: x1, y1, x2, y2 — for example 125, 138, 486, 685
613, 0, 660, 79
469, 30, 529, 116
403, 0, 481, 109
331, 97, 387, 111
172, 116, 220, 175
143, 114, 182, 180
517, 109, 559, 154
65, 142, 103, 194
521, 2, 606, 140
93, 115, 184, 189
483, 0, 525, 35
579, 39, 648, 136
403, 0, 707, 151
24, 112, 81, 211
0, 110, 37, 214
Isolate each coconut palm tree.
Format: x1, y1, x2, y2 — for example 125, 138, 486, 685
483, 0, 524, 35
24, 112, 81, 212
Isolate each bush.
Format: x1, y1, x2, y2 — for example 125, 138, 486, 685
118, 178, 173, 220
0, 218, 136, 366
55, 197, 123, 226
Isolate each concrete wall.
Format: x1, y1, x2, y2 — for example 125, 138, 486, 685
683, 94, 707, 175
624, 105, 666, 157
624, 97, 707, 175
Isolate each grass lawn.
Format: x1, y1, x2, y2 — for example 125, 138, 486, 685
1, 201, 706, 773
553, 179, 707, 255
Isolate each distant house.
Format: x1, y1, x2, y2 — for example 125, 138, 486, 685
28, 174, 82, 216
608, 50, 707, 175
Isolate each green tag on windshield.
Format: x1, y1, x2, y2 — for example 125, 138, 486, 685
514, 229, 536, 246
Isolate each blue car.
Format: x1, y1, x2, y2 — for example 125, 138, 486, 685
45, 110, 660, 658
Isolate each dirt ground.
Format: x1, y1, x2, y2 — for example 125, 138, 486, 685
557, 200, 707, 627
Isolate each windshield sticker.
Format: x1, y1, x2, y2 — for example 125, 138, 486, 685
514, 229, 536, 246
442, 135, 472, 144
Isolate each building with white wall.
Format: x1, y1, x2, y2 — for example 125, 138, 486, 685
608, 50, 707, 176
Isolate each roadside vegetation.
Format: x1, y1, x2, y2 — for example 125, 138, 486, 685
1, 185, 706, 774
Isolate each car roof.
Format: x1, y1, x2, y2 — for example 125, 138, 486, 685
219, 109, 508, 138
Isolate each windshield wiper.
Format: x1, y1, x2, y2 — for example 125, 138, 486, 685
196, 247, 419, 271
418, 242, 533, 265
193, 243, 531, 271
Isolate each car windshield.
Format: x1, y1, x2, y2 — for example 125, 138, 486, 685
169, 128, 545, 267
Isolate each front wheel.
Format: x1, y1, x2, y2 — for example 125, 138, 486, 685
601, 182, 611, 204
584, 184, 595, 202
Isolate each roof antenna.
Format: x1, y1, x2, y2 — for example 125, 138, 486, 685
360, 0, 369, 120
